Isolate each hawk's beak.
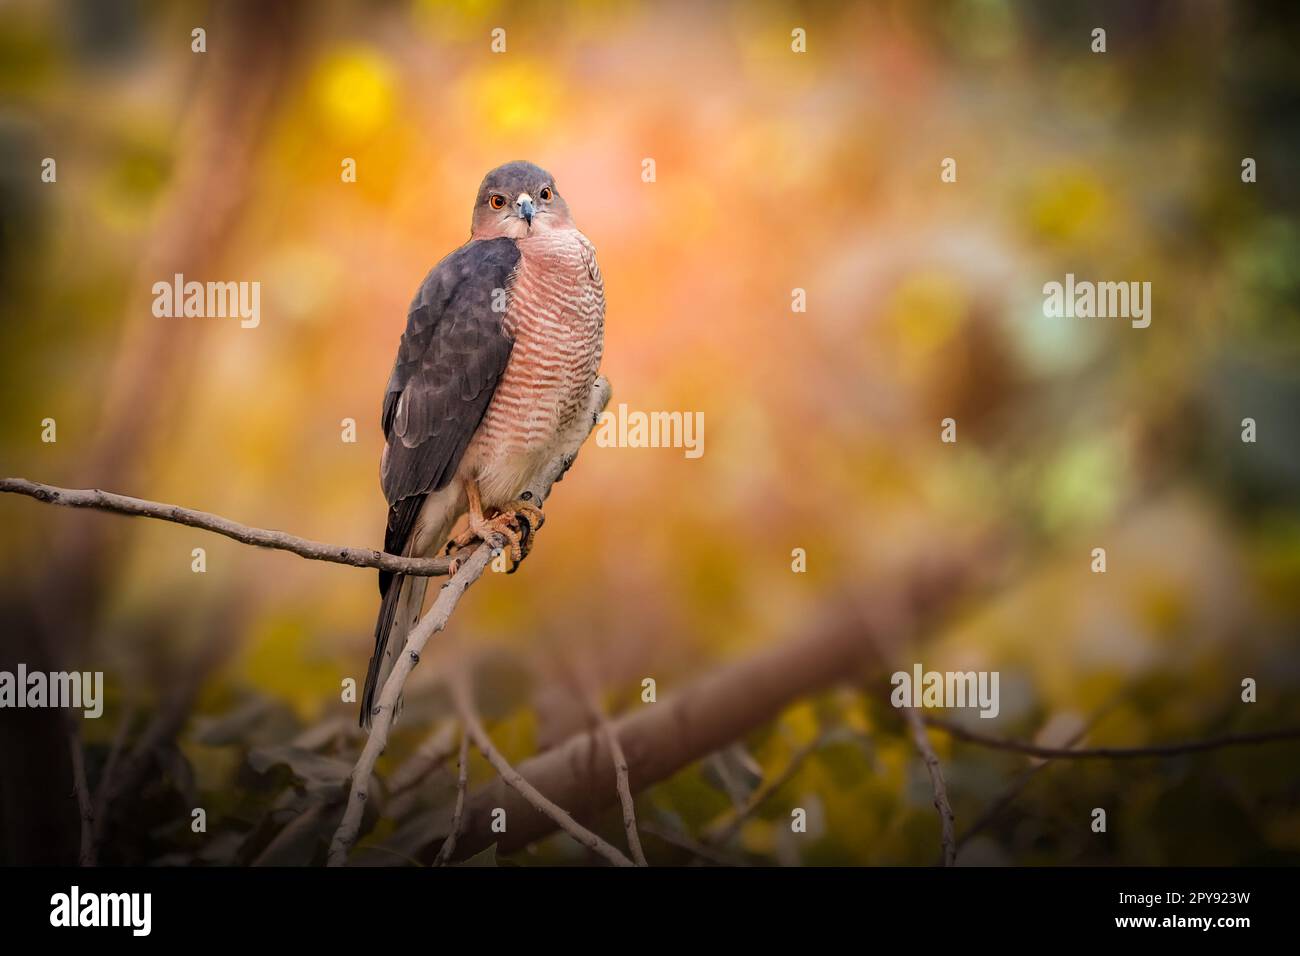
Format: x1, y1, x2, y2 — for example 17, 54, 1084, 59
515, 193, 534, 226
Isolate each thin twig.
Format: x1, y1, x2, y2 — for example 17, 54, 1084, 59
449, 671, 634, 868
702, 731, 829, 847
0, 478, 454, 578
93, 705, 136, 813
923, 717, 1300, 759
433, 728, 471, 867
570, 667, 648, 866
383, 721, 460, 821
63, 716, 95, 867
595, 708, 648, 866
903, 707, 956, 866
388, 721, 459, 795
952, 699, 1125, 857
410, 580, 985, 863
86, 704, 137, 865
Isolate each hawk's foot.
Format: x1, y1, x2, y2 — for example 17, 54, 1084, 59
440, 501, 544, 574
497, 499, 545, 572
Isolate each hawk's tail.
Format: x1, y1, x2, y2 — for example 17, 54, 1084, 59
361, 501, 458, 730
360, 573, 428, 729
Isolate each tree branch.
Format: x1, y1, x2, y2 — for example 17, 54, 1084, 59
416, 588, 948, 863
450, 670, 634, 867
951, 698, 1125, 858
388, 722, 458, 795
902, 707, 956, 866
432, 728, 470, 867
63, 716, 95, 868
922, 717, 1300, 760
327, 377, 612, 866
327, 533, 496, 866
582, 686, 649, 866
0, 478, 455, 578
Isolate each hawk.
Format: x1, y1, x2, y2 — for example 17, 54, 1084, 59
361, 161, 605, 728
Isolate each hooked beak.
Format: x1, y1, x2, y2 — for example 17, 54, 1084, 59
515, 193, 534, 226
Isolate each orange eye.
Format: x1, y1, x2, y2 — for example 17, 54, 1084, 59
539, 187, 553, 201
489, 195, 505, 210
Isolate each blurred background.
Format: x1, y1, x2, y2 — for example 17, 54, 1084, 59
1, 0, 1298, 866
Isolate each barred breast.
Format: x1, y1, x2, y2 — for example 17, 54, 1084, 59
463, 228, 605, 507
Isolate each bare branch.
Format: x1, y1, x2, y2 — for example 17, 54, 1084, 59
450, 670, 634, 868
432, 729, 470, 867
902, 707, 956, 866
385, 721, 459, 821
63, 716, 95, 867
582, 687, 649, 866
94, 705, 136, 810
388, 722, 458, 795
0, 478, 454, 579
414, 590, 942, 862
328, 545, 496, 865
327, 377, 612, 867
923, 717, 1300, 760
87, 704, 137, 865
952, 698, 1126, 857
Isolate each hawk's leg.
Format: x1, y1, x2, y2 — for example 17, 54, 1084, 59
441, 480, 544, 573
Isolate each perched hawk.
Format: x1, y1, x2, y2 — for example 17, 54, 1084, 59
361, 161, 605, 728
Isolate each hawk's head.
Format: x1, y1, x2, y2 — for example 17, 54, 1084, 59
471, 161, 576, 239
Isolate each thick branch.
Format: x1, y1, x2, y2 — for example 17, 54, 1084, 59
420, 571, 1299, 862
0, 478, 454, 578
418, 591, 931, 863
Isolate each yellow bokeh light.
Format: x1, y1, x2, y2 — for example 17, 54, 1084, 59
464, 59, 562, 133
311, 46, 397, 141
885, 269, 967, 369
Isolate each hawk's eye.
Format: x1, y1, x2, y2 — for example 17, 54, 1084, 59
539, 186, 553, 201
489, 195, 506, 210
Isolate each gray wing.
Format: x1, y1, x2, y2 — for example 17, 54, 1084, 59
379, 236, 518, 587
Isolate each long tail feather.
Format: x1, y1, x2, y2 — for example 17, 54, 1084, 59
361, 491, 459, 729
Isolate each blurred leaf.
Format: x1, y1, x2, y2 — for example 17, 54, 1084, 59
247, 744, 352, 796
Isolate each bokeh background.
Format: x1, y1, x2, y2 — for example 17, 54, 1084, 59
1, 0, 1298, 866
